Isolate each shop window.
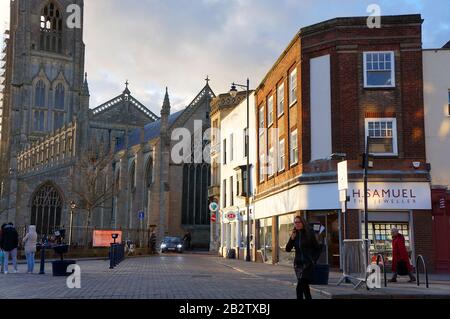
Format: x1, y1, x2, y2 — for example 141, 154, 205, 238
258, 218, 273, 264
278, 213, 297, 265
361, 222, 411, 263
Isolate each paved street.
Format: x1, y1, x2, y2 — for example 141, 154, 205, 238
0, 254, 322, 299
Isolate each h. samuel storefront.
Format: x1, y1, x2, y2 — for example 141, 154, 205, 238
254, 182, 432, 269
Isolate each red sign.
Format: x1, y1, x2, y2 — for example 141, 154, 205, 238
440, 198, 446, 209
211, 213, 216, 222
92, 230, 123, 247
226, 213, 237, 220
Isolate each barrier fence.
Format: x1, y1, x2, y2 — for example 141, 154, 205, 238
338, 239, 370, 289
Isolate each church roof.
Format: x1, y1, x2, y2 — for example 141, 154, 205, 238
115, 84, 215, 152
92, 90, 160, 122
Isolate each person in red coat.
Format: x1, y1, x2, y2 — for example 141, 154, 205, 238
389, 227, 416, 283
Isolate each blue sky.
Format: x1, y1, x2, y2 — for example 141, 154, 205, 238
1, 0, 449, 114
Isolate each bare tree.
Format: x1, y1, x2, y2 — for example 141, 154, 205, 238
71, 140, 116, 247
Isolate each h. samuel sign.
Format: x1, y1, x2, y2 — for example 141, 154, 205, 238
347, 182, 431, 210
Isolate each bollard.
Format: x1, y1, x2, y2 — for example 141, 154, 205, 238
39, 244, 46, 275
109, 244, 115, 269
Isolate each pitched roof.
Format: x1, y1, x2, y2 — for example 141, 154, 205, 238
115, 85, 215, 152
92, 93, 160, 122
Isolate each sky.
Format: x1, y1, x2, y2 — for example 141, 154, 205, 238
0, 0, 449, 115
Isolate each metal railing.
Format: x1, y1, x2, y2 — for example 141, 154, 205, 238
376, 254, 387, 287
416, 255, 429, 288
337, 239, 370, 289
109, 244, 125, 269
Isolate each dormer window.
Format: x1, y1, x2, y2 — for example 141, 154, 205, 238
40, 2, 63, 53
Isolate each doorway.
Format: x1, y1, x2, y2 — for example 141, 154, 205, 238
307, 211, 340, 268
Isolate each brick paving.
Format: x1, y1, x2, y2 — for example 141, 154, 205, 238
0, 254, 321, 299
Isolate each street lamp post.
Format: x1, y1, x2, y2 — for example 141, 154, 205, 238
69, 201, 77, 247
230, 79, 251, 262
363, 136, 373, 264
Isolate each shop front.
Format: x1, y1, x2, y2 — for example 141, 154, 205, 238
254, 181, 431, 268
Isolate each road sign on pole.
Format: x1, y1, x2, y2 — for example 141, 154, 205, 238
209, 202, 219, 212
138, 211, 145, 220
338, 161, 348, 191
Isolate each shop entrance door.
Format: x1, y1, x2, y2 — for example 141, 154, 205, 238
432, 192, 450, 273
307, 212, 340, 268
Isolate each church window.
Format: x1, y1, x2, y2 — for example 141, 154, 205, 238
31, 183, 63, 236
55, 83, 65, 109
145, 157, 154, 187
40, 2, 63, 53
54, 112, 64, 130
35, 80, 46, 107
34, 110, 46, 132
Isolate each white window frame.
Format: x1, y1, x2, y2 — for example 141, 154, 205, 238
268, 147, 275, 178
290, 130, 298, 166
363, 51, 396, 88
365, 118, 398, 156
259, 154, 266, 183
278, 139, 285, 172
267, 95, 274, 126
277, 83, 285, 117
259, 106, 265, 130
230, 133, 234, 162
289, 68, 297, 106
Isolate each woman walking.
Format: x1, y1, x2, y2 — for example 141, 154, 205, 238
22, 225, 38, 274
286, 216, 319, 300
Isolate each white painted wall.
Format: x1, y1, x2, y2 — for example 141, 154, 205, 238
219, 93, 257, 212
423, 49, 450, 189
310, 54, 332, 161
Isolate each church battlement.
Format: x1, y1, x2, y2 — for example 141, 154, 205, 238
17, 120, 77, 175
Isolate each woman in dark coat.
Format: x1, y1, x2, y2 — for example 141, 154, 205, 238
286, 216, 319, 300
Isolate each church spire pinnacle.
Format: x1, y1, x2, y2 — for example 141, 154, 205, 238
81, 72, 90, 96
161, 87, 171, 116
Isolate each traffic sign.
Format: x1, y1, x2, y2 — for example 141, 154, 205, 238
138, 211, 145, 220
209, 202, 219, 212
226, 212, 237, 221
338, 161, 348, 191
211, 213, 216, 222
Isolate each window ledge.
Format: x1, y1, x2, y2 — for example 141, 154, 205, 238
363, 86, 396, 90
290, 161, 299, 168
289, 100, 297, 108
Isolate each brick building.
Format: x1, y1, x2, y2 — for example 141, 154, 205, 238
253, 15, 433, 270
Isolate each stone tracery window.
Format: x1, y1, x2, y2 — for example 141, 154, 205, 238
40, 2, 63, 53
31, 183, 63, 236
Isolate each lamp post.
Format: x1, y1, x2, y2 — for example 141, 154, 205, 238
230, 79, 251, 262
363, 136, 374, 264
69, 201, 77, 247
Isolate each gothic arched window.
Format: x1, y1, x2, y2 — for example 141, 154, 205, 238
35, 80, 46, 107
130, 161, 136, 191
40, 2, 63, 53
31, 183, 63, 236
145, 157, 154, 188
54, 83, 65, 109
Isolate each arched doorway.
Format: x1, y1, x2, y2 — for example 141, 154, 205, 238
30, 183, 63, 236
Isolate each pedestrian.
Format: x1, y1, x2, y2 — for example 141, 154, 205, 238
389, 227, 416, 283
22, 225, 38, 274
183, 231, 192, 250
149, 231, 157, 254
1, 223, 19, 274
286, 216, 319, 300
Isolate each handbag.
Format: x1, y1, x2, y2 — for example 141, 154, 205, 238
396, 260, 409, 276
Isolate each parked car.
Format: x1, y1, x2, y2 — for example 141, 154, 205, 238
160, 236, 184, 253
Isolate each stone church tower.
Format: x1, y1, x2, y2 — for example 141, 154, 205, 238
1, 0, 86, 222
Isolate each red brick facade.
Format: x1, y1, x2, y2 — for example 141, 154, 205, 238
254, 15, 434, 270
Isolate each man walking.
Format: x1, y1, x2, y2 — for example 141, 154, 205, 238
1, 223, 19, 274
